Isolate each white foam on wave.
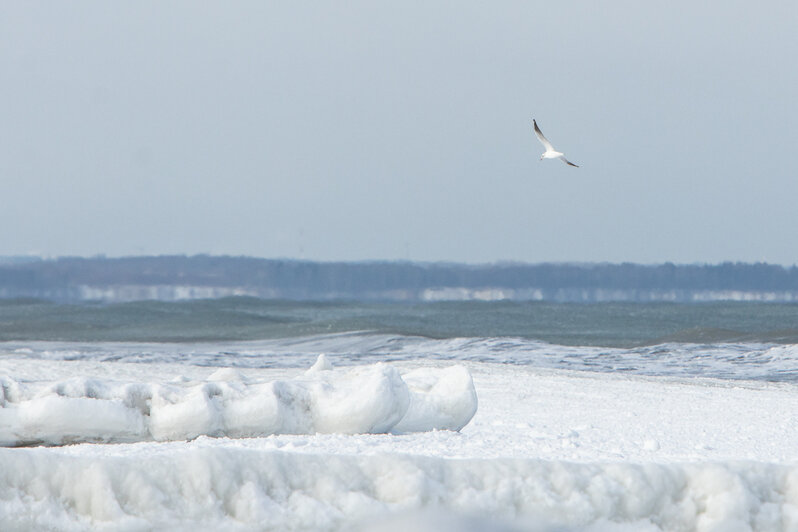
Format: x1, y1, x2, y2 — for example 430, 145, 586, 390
0, 356, 477, 446
1, 445, 796, 532
4, 335, 798, 381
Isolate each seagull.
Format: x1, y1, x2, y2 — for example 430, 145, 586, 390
533, 119, 579, 167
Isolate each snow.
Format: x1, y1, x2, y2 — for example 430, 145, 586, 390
2, 441, 798, 531
2, 353, 798, 530
0, 357, 477, 446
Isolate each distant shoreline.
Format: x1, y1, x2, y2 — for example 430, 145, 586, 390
1, 255, 797, 303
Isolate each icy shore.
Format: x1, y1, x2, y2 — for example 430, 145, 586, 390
0, 357, 477, 446
2, 444, 798, 532
2, 355, 798, 530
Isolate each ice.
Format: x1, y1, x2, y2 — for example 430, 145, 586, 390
0, 357, 478, 446
393, 365, 478, 433
3, 349, 798, 530
1, 445, 797, 531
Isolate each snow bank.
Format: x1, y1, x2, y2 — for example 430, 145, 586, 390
1, 446, 797, 531
393, 365, 478, 433
0, 357, 477, 446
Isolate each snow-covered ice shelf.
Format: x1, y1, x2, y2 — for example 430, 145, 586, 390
3, 443, 798, 532
2, 356, 798, 531
0, 356, 477, 446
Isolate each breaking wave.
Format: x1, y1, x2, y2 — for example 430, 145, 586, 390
3, 333, 798, 382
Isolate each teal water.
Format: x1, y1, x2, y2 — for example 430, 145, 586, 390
1, 297, 796, 347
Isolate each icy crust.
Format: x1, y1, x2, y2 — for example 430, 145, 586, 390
0, 357, 478, 446
1, 446, 798, 532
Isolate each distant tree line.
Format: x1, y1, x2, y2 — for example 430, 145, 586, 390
0, 255, 797, 302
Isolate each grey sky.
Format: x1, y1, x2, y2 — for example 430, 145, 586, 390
2, 2, 797, 264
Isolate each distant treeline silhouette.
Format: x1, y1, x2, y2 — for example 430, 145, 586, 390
1, 256, 797, 302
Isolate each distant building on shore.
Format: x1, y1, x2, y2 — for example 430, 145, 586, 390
1, 256, 797, 303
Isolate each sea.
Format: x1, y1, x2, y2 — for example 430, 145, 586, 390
2, 297, 797, 382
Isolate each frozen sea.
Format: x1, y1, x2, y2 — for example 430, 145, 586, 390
1, 299, 798, 531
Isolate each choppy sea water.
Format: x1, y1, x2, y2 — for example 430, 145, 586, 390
1, 298, 797, 381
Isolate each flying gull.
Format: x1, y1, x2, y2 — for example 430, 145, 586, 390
533, 119, 579, 167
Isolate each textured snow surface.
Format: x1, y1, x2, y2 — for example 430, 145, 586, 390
0, 357, 477, 446
2, 445, 798, 532
2, 356, 798, 531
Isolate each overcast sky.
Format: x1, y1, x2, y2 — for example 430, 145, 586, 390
2, 2, 797, 264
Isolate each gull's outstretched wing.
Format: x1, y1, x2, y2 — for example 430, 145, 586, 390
533, 119, 555, 151
558, 156, 579, 168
